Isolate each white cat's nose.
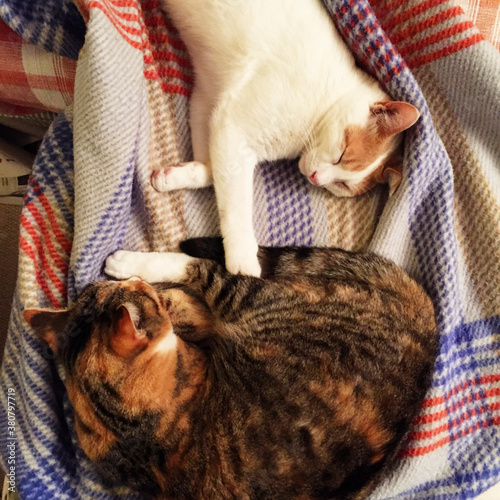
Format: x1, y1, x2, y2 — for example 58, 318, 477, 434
309, 172, 320, 186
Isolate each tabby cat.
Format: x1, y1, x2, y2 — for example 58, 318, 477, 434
25, 240, 438, 499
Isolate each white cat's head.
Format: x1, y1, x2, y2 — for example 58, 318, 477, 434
299, 101, 420, 197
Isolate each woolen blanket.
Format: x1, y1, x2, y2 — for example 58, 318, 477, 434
0, 0, 499, 498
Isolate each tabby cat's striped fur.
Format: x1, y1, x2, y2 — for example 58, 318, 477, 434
25, 240, 438, 499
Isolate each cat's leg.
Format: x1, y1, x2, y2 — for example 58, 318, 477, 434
105, 251, 197, 283
209, 114, 261, 277
152, 86, 213, 192
152, 161, 213, 191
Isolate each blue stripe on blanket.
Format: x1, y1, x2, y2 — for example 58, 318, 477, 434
262, 160, 314, 246
73, 157, 135, 297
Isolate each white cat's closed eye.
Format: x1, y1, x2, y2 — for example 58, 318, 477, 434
332, 150, 345, 165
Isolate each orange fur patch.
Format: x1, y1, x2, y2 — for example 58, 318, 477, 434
342, 125, 394, 173
66, 380, 117, 461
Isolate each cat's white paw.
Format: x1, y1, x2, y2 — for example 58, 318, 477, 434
106, 251, 195, 283
105, 251, 154, 281
152, 162, 212, 192
224, 244, 261, 277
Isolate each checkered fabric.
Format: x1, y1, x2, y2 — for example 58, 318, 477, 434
0, 20, 76, 114
0, 0, 499, 499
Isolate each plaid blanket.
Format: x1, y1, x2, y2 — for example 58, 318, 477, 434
1, 0, 499, 498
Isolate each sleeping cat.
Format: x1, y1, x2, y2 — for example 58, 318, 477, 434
26, 239, 437, 499
153, 0, 420, 276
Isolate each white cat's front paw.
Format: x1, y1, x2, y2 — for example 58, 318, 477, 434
152, 162, 212, 192
224, 243, 261, 277
105, 251, 153, 281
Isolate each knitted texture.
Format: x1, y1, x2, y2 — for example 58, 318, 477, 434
1, 0, 499, 498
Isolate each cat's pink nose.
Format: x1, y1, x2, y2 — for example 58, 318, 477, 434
309, 172, 320, 186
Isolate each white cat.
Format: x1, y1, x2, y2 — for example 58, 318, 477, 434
151, 0, 420, 277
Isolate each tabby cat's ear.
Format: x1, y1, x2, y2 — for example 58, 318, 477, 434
370, 101, 420, 137
110, 305, 148, 357
24, 308, 69, 354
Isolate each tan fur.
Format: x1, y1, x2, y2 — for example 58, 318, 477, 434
290, 282, 326, 304
334, 382, 392, 457
161, 288, 214, 335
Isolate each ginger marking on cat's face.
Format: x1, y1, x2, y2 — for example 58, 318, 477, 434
299, 101, 420, 197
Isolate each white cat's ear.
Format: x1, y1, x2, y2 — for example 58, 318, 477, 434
110, 305, 148, 358
24, 308, 70, 354
370, 101, 420, 137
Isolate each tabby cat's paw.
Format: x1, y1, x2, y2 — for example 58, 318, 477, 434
105, 251, 151, 281
152, 161, 212, 192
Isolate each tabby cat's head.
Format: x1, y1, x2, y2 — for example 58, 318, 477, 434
24, 278, 175, 367
24, 279, 180, 461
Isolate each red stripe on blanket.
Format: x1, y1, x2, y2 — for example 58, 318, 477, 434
408, 403, 497, 441
412, 393, 500, 437
7, 73, 75, 92
155, 66, 193, 85
369, 0, 443, 22
87, 1, 143, 49
88, 0, 142, 26
109, 0, 139, 7
414, 387, 500, 427
20, 217, 68, 298
420, 373, 500, 410
88, 0, 193, 96
143, 66, 193, 86
147, 32, 188, 52
406, 33, 485, 67
400, 416, 500, 457
24, 200, 71, 260
31, 181, 72, 254
149, 50, 191, 69
159, 81, 191, 97
388, 6, 463, 46
380, 0, 451, 32
19, 234, 65, 308
398, 20, 475, 58
21, 211, 69, 275
140, 0, 193, 96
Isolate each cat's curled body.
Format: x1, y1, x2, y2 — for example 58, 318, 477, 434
26, 241, 438, 500
154, 0, 420, 276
